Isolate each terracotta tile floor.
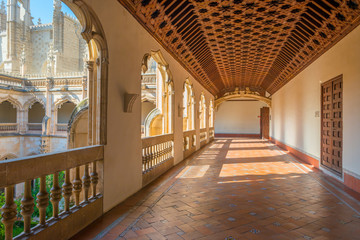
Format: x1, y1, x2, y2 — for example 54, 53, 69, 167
72, 138, 360, 240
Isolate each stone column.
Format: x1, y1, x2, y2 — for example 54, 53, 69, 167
86, 60, 94, 145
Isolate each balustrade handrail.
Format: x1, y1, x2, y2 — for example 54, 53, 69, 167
183, 129, 195, 136
200, 128, 207, 133
0, 145, 104, 188
0, 123, 18, 126
142, 133, 174, 148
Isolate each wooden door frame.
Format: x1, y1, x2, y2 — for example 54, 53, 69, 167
320, 74, 343, 176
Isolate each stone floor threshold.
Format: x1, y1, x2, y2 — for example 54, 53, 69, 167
72, 138, 360, 240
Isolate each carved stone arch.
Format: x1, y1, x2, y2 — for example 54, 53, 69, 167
145, 50, 173, 83
24, 97, 46, 110
61, 0, 108, 145
0, 95, 23, 110
144, 108, 162, 137
54, 96, 80, 109
215, 93, 272, 110
141, 92, 156, 104
141, 53, 151, 74
68, 98, 89, 148
199, 93, 206, 110
183, 79, 194, 96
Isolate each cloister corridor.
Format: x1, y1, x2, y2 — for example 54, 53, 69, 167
73, 138, 360, 240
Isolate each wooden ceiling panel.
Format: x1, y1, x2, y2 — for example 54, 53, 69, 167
118, 0, 360, 97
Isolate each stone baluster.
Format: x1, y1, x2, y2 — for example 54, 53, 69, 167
62, 169, 72, 213
1, 186, 17, 240
90, 161, 99, 198
143, 148, 147, 172
21, 180, 34, 235
161, 143, 164, 162
36, 176, 49, 226
153, 145, 157, 166
72, 167, 82, 207
142, 149, 146, 171
147, 147, 151, 169
150, 146, 154, 168
82, 164, 91, 203
156, 144, 160, 164
50, 172, 62, 218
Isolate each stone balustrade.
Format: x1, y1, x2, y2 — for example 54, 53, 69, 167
209, 127, 215, 140
200, 128, 208, 148
183, 130, 196, 158
56, 124, 68, 132
0, 123, 18, 133
142, 134, 174, 186
141, 74, 156, 84
27, 123, 42, 131
0, 145, 104, 240
0, 72, 85, 90
0, 76, 24, 88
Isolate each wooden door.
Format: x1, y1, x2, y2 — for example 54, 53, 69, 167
321, 75, 343, 174
260, 107, 269, 139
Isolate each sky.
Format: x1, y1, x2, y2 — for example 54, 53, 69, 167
30, 0, 76, 24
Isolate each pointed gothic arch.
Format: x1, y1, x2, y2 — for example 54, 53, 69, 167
24, 97, 46, 110
209, 99, 214, 128
0, 95, 23, 111
62, 0, 109, 145
199, 93, 206, 129
53, 95, 80, 109
183, 79, 195, 131
141, 50, 174, 137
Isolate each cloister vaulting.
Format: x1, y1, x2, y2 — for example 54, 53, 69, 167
1, 0, 360, 239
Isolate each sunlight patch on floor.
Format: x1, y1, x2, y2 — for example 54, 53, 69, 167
176, 165, 210, 178
225, 149, 285, 158
219, 162, 302, 177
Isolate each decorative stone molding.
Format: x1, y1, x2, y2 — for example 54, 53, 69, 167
24, 96, 46, 109
144, 108, 162, 137
215, 88, 272, 109
124, 93, 139, 113
0, 95, 23, 110
53, 95, 80, 109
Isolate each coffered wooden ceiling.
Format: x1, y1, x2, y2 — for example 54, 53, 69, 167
117, 0, 360, 97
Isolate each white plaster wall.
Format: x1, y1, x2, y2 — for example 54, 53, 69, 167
85, 0, 214, 212
271, 24, 360, 178
215, 100, 266, 134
